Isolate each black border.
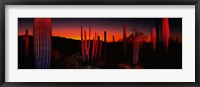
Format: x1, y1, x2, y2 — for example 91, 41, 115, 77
0, 0, 199, 87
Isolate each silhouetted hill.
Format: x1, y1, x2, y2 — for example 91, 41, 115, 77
18, 35, 182, 69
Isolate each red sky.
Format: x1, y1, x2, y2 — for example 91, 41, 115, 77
18, 18, 181, 43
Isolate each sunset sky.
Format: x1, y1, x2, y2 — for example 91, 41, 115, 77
18, 18, 182, 42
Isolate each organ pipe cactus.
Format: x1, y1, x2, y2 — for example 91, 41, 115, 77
81, 26, 103, 61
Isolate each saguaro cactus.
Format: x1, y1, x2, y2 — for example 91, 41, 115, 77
104, 31, 107, 59
123, 24, 127, 55
33, 18, 52, 69
162, 18, 170, 50
151, 27, 156, 52
104, 31, 107, 43
25, 29, 29, 61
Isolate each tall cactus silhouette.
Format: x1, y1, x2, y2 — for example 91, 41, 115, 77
25, 29, 29, 61
112, 36, 115, 42
95, 34, 99, 59
151, 27, 156, 52
162, 18, 170, 50
104, 31, 107, 59
33, 18, 52, 69
98, 36, 102, 58
123, 24, 127, 55
92, 37, 95, 59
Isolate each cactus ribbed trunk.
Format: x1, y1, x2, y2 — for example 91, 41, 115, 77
162, 18, 170, 50
33, 18, 52, 69
25, 29, 29, 62
84, 30, 88, 60
151, 27, 156, 52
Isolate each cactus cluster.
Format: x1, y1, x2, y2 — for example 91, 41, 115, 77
81, 26, 103, 61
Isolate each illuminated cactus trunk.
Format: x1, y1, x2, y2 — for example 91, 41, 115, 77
133, 38, 140, 65
81, 27, 91, 61
33, 18, 52, 69
151, 27, 156, 52
92, 32, 98, 59
84, 30, 87, 58
81, 26, 85, 60
87, 27, 91, 60
84, 30, 88, 60
162, 18, 170, 50
123, 24, 127, 55
25, 29, 29, 61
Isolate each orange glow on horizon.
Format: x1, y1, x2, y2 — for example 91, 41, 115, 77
52, 28, 124, 42
18, 27, 152, 43
18, 25, 162, 43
